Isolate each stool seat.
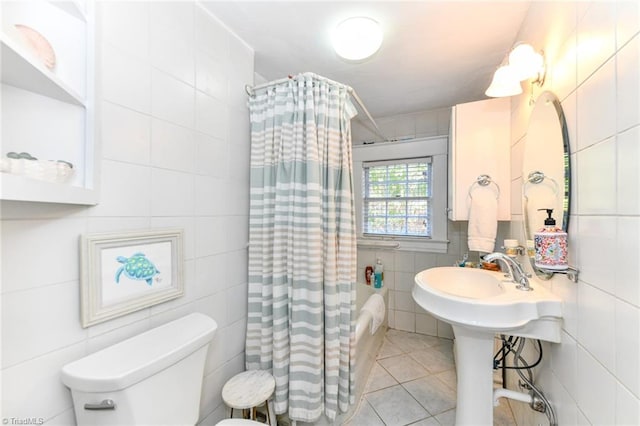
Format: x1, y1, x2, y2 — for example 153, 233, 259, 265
222, 370, 275, 409
217, 420, 265, 426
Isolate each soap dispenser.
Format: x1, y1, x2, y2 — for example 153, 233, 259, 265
534, 209, 568, 270
373, 258, 384, 288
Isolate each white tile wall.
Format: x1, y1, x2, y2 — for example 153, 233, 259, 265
195, 176, 225, 216
195, 133, 227, 178
548, 371, 578, 425
577, 215, 617, 293
576, 346, 616, 424
577, 283, 616, 372
617, 1, 640, 47
90, 159, 152, 217
616, 35, 639, 132
100, 43, 151, 114
195, 8, 230, 60
617, 126, 640, 215
98, 1, 149, 61
550, 29, 578, 103
150, 169, 195, 216
616, 216, 640, 306
2, 281, 86, 368
2, 219, 87, 292
0, 3, 253, 424
1, 343, 86, 422
576, 57, 616, 151
196, 91, 229, 140
575, 1, 617, 86
101, 102, 151, 165
508, 2, 640, 425
151, 68, 195, 128
551, 272, 579, 338
615, 298, 640, 396
550, 331, 578, 397
617, 381, 640, 425
150, 118, 196, 173
196, 52, 229, 102
149, 3, 195, 86
576, 138, 616, 214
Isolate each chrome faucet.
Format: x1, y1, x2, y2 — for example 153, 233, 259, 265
483, 252, 532, 291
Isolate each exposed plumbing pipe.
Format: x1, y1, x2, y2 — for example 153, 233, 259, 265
514, 338, 558, 426
493, 388, 533, 407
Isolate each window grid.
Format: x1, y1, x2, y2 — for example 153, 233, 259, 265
363, 159, 432, 237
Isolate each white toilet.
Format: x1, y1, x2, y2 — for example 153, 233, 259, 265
61, 313, 218, 426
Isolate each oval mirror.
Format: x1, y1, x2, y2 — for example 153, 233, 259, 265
522, 91, 571, 279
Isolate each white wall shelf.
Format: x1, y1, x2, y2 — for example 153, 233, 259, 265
1, 33, 85, 106
50, 1, 86, 21
1, 0, 97, 205
0, 172, 98, 205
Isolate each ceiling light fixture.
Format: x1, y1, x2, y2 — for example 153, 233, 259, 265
332, 17, 383, 61
486, 43, 546, 99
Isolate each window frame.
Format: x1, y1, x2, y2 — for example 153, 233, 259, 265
362, 157, 433, 238
352, 136, 449, 253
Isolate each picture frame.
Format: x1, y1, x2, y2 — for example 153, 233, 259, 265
80, 229, 184, 328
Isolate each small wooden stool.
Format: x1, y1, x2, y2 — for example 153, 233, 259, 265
216, 420, 265, 426
222, 370, 275, 425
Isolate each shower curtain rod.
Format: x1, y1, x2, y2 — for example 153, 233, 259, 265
244, 73, 388, 142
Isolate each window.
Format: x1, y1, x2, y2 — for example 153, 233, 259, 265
363, 158, 432, 237
352, 137, 448, 253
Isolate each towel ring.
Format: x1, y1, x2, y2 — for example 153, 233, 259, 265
523, 170, 559, 197
468, 174, 500, 199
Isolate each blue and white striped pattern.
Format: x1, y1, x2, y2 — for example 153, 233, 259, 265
246, 73, 357, 422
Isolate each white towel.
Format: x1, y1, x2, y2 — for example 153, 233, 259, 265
360, 294, 385, 334
467, 186, 498, 253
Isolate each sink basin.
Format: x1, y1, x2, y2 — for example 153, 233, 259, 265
412, 267, 563, 426
425, 267, 505, 298
413, 266, 562, 340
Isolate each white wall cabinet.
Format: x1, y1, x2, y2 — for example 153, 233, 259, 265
448, 97, 510, 221
0, 0, 98, 205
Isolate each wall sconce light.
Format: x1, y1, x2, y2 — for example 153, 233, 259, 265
486, 43, 546, 98
485, 65, 523, 97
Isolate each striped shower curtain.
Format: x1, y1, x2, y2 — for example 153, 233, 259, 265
245, 73, 358, 422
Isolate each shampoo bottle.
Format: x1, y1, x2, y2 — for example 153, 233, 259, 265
534, 209, 568, 270
374, 258, 384, 288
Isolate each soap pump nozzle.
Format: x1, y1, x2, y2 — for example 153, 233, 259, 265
538, 208, 556, 226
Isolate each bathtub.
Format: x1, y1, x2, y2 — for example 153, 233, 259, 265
353, 283, 388, 398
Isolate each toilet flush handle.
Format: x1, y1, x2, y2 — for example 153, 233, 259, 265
84, 399, 116, 410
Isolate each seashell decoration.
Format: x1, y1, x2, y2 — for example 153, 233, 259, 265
14, 24, 56, 70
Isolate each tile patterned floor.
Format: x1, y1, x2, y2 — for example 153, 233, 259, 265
344, 329, 516, 426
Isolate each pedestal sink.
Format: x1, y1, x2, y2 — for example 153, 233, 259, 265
412, 267, 562, 426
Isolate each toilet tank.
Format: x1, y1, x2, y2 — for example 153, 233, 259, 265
61, 313, 218, 426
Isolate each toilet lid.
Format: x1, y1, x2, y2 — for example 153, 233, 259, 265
216, 420, 265, 426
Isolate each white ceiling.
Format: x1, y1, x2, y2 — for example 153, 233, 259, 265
201, 1, 531, 118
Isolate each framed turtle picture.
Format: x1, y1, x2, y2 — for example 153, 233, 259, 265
80, 229, 184, 327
